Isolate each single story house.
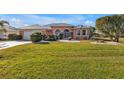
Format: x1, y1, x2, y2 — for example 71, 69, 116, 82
0, 23, 92, 40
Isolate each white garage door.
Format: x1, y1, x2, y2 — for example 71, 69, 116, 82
0, 34, 4, 39
23, 31, 40, 40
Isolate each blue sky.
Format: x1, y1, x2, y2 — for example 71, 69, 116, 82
0, 14, 111, 28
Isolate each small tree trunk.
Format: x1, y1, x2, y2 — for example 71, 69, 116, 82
116, 37, 119, 42
115, 33, 120, 42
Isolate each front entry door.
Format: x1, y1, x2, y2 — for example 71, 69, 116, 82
63, 29, 71, 39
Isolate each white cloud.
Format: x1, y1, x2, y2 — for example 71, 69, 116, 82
63, 15, 86, 24
11, 18, 20, 22
9, 17, 25, 27
24, 24, 29, 26
84, 20, 95, 26
24, 14, 57, 24
24, 14, 86, 25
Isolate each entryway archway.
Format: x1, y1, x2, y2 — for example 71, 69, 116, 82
55, 29, 61, 35
63, 29, 71, 39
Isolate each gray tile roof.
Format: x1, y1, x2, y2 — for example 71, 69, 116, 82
20, 23, 74, 30
43, 23, 73, 27
76, 25, 91, 28
6, 26, 18, 30
1, 25, 19, 31
14, 23, 92, 30
20, 24, 43, 29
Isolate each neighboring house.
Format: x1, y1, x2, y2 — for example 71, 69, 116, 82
0, 23, 93, 40
0, 25, 19, 39
5, 26, 20, 38
0, 27, 5, 39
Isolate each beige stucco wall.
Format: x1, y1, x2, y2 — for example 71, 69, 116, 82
51, 26, 74, 33
51, 26, 76, 39
75, 28, 90, 40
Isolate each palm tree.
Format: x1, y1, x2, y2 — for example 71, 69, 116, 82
0, 20, 9, 39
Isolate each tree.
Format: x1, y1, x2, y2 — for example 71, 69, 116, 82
88, 26, 96, 39
0, 19, 9, 39
96, 14, 124, 42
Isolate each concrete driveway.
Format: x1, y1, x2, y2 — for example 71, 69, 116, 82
0, 41, 31, 50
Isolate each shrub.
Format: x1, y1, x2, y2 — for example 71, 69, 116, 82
30, 32, 42, 42
8, 34, 16, 40
47, 35, 57, 41
58, 33, 63, 39
8, 34, 22, 40
16, 35, 22, 40
42, 34, 48, 40
83, 36, 88, 40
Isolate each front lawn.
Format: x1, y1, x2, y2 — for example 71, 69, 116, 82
0, 41, 124, 78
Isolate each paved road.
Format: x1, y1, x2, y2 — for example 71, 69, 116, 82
0, 41, 31, 50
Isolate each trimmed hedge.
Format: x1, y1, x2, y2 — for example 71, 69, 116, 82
30, 32, 42, 42
47, 35, 57, 41
8, 34, 22, 40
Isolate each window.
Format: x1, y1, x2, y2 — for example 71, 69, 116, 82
82, 30, 86, 35
77, 30, 80, 35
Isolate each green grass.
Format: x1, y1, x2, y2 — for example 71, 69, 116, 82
1, 41, 124, 79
